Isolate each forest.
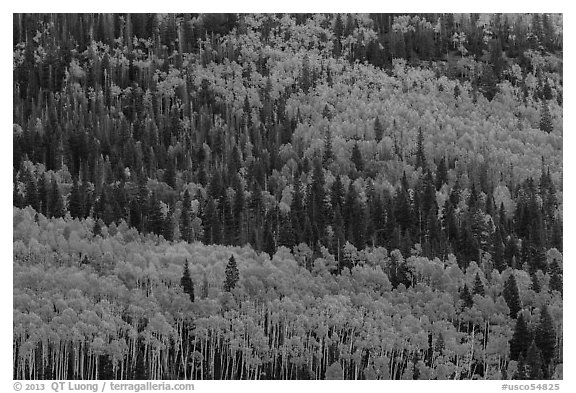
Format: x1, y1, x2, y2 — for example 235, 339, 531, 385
13, 13, 562, 380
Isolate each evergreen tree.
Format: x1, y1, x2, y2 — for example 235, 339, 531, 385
301, 54, 311, 93
510, 313, 531, 361
24, 169, 39, 211
202, 197, 220, 244
472, 272, 485, 296
48, 177, 65, 218
539, 102, 553, 133
460, 284, 474, 309
330, 176, 345, 212
38, 174, 49, 216
165, 156, 176, 189
224, 255, 240, 292
323, 128, 334, 166
201, 271, 209, 299
180, 189, 192, 243
503, 272, 522, 318
530, 272, 541, 293
374, 116, 384, 142
232, 179, 245, 245
525, 341, 544, 380
278, 211, 295, 249
415, 127, 426, 170
180, 260, 195, 302
435, 156, 448, 190
69, 178, 84, 219
549, 260, 563, 294
309, 158, 327, 241
351, 143, 364, 172
535, 305, 556, 368
163, 204, 175, 241
147, 192, 165, 236
514, 354, 528, 380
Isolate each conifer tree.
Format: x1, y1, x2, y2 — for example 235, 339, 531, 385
530, 273, 541, 293
549, 264, 562, 294
224, 255, 239, 292
525, 341, 544, 380
301, 54, 311, 93
330, 176, 345, 212
309, 158, 327, 239
374, 116, 384, 142
24, 169, 39, 212
535, 305, 556, 368
510, 313, 530, 360
503, 272, 522, 318
201, 271, 209, 299
460, 284, 474, 309
48, 177, 65, 218
165, 156, 176, 189
147, 192, 165, 236
69, 177, 84, 219
278, 211, 295, 249
539, 102, 553, 133
351, 143, 364, 172
323, 129, 334, 166
415, 127, 426, 170
38, 174, 49, 216
515, 354, 528, 380
180, 260, 195, 302
180, 189, 192, 242
163, 204, 175, 242
435, 156, 448, 190
472, 272, 485, 296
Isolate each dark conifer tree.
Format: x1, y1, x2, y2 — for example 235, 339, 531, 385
165, 156, 176, 189
278, 211, 295, 249
232, 179, 245, 245
201, 271, 209, 299
38, 174, 49, 216
351, 143, 364, 172
530, 273, 541, 293
69, 178, 84, 219
493, 226, 506, 272
323, 128, 334, 166
24, 169, 39, 212
309, 158, 327, 241
549, 258, 563, 294
48, 177, 65, 218
301, 54, 311, 93
147, 192, 165, 236
163, 204, 175, 242
510, 313, 530, 361
472, 272, 485, 296
224, 255, 239, 292
460, 284, 474, 309
535, 305, 556, 369
374, 116, 384, 143
415, 127, 426, 170
180, 189, 192, 243
435, 156, 448, 190
525, 341, 544, 380
330, 176, 345, 213
503, 273, 522, 318
539, 102, 553, 134
180, 260, 195, 302
203, 197, 219, 244
515, 354, 528, 380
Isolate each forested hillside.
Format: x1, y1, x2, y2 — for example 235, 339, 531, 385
13, 13, 562, 380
